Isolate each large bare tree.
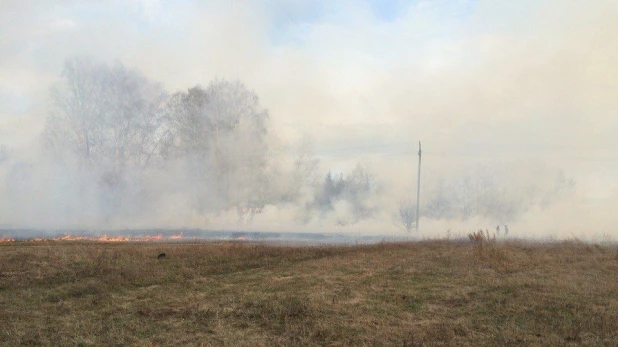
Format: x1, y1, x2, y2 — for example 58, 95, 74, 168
286, 135, 319, 202
166, 80, 271, 212
44, 57, 169, 182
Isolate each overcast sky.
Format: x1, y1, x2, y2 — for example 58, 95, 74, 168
1, 0, 617, 213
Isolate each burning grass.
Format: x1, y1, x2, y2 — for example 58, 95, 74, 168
1, 239, 618, 345
0, 233, 191, 243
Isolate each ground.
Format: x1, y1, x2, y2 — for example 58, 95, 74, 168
1, 238, 618, 346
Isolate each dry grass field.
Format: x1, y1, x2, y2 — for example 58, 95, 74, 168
1, 236, 618, 346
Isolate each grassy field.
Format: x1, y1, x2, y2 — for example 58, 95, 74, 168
1, 237, 618, 346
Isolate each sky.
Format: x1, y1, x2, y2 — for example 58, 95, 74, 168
1, 0, 617, 237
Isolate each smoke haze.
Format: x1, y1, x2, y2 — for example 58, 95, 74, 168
1, 0, 617, 240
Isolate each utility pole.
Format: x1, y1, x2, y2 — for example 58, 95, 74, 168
416, 141, 421, 232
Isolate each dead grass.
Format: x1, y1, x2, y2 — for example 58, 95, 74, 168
1, 239, 618, 346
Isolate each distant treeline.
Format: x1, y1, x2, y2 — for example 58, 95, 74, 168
0, 57, 574, 229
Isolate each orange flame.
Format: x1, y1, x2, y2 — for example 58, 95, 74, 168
0, 235, 16, 243
0, 232, 198, 243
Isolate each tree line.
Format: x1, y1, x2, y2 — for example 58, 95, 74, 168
0, 57, 574, 229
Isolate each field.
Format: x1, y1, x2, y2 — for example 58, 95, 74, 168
1, 238, 618, 346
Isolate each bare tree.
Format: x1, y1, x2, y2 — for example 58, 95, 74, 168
345, 163, 376, 222
166, 80, 271, 213
44, 57, 169, 178
393, 199, 416, 232
287, 135, 319, 201
165, 86, 211, 159
42, 57, 170, 222
206, 79, 269, 206
43, 58, 105, 169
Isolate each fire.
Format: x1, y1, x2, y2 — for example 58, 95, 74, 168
0, 232, 195, 243
0, 235, 16, 243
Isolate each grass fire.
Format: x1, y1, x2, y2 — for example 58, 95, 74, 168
2, 1, 618, 346
0, 233, 190, 243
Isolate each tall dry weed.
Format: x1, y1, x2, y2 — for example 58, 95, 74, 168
468, 229, 509, 270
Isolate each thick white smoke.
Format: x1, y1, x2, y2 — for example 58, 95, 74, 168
1, 0, 617, 240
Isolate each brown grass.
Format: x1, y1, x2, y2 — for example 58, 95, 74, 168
1, 239, 618, 346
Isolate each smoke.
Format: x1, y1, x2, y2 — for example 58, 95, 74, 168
1, 0, 617, 240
